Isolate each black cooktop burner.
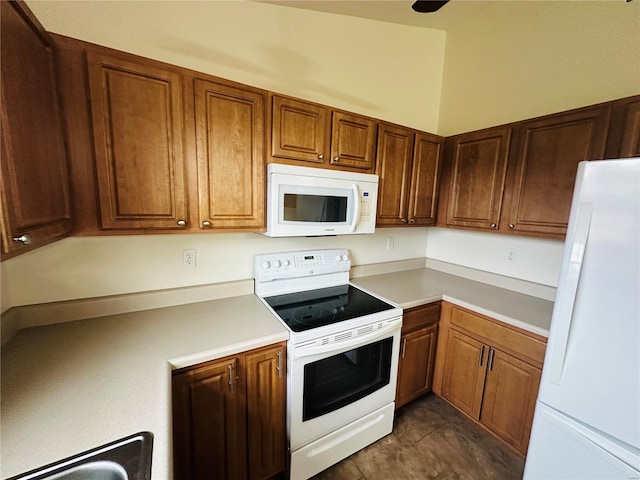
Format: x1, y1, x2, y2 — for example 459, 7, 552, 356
264, 284, 395, 332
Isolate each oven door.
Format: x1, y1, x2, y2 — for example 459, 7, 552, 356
289, 318, 401, 450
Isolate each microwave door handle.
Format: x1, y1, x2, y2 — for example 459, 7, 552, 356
349, 183, 360, 232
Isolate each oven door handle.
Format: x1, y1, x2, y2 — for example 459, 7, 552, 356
294, 320, 401, 359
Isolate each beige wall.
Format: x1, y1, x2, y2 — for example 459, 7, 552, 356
1, 230, 429, 309
26, 0, 445, 132
427, 1, 639, 289
7, 1, 635, 310
438, 1, 640, 135
0, 1, 447, 311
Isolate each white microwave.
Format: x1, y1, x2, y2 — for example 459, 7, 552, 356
264, 164, 379, 237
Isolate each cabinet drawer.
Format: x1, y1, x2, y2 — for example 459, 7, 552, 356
403, 302, 440, 333
450, 306, 546, 367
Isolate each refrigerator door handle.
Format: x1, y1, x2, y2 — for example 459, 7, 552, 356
548, 202, 593, 385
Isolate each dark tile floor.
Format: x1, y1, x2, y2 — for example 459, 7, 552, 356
311, 394, 525, 480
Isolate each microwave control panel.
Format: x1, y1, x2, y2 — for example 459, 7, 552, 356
360, 190, 372, 220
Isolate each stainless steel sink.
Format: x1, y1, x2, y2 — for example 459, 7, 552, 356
44, 461, 127, 480
9, 432, 153, 480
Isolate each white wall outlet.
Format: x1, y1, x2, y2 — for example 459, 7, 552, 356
506, 249, 517, 264
386, 237, 395, 250
183, 249, 196, 268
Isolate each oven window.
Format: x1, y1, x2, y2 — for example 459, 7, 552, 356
283, 193, 347, 222
302, 337, 393, 421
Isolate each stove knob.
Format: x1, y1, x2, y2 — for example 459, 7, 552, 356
282, 259, 290, 267
343, 254, 350, 262
273, 260, 281, 268
337, 254, 345, 262
261, 261, 271, 269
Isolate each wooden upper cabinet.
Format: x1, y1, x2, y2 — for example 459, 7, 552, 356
376, 126, 443, 227
330, 111, 377, 170
503, 105, 610, 237
407, 132, 444, 225
443, 127, 511, 230
87, 52, 188, 230
269, 95, 376, 173
270, 95, 329, 164
619, 97, 640, 158
375, 124, 414, 226
195, 79, 265, 230
1, 1, 72, 258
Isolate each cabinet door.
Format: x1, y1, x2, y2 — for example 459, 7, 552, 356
270, 95, 329, 164
396, 324, 438, 408
375, 124, 414, 226
330, 111, 377, 171
246, 344, 286, 480
480, 348, 541, 454
172, 358, 247, 480
620, 98, 640, 158
195, 79, 265, 230
1, 1, 72, 257
444, 127, 511, 230
441, 329, 487, 420
504, 106, 610, 237
407, 132, 444, 225
87, 53, 188, 230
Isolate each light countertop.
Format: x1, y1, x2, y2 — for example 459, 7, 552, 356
1, 267, 553, 479
352, 268, 553, 337
0, 295, 288, 480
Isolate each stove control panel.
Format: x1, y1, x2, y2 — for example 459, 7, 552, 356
255, 249, 351, 286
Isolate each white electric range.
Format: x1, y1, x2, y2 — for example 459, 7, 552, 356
255, 249, 402, 479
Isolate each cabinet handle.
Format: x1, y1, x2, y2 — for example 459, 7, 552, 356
401, 338, 407, 359
488, 348, 495, 371
202, 221, 211, 228
333, 156, 339, 162
479, 345, 485, 366
509, 223, 515, 229
276, 350, 283, 378
318, 154, 324, 160
490, 223, 497, 229
12, 234, 31, 245
177, 220, 186, 227
228, 363, 235, 393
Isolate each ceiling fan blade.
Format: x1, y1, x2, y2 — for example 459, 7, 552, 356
412, 0, 449, 13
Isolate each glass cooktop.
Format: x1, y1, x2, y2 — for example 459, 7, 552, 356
263, 284, 395, 332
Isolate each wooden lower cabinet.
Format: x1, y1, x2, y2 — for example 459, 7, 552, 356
396, 303, 439, 408
172, 343, 286, 480
479, 347, 541, 453
245, 346, 286, 480
435, 302, 546, 455
440, 329, 486, 419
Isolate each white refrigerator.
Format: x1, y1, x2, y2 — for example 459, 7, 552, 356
524, 158, 640, 479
